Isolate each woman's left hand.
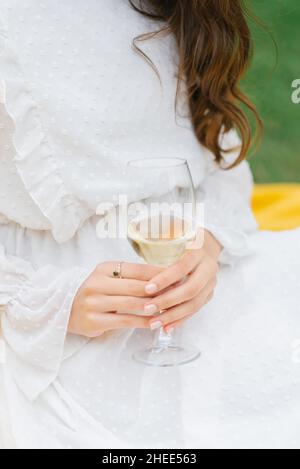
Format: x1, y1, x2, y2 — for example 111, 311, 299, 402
144, 231, 222, 333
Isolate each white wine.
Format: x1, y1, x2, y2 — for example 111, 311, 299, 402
127, 215, 195, 267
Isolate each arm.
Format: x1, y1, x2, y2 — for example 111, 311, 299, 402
200, 158, 258, 265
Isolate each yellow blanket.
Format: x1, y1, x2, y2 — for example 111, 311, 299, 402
253, 184, 300, 231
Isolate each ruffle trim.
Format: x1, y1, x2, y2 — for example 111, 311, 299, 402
0, 18, 92, 243
2, 265, 91, 402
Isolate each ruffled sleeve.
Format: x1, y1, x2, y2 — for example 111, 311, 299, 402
199, 131, 258, 265
0, 244, 90, 401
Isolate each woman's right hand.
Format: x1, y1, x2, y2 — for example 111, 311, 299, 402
68, 262, 163, 338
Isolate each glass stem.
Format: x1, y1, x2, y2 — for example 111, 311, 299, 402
154, 326, 173, 350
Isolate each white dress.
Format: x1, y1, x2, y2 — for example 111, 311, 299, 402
0, 0, 299, 449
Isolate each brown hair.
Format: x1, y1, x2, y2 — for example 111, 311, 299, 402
129, 0, 262, 167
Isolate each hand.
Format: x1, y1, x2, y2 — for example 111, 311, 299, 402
69, 262, 163, 338
144, 231, 222, 333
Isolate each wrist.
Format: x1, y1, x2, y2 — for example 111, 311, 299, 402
203, 229, 223, 261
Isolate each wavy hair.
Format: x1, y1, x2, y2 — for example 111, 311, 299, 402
129, 0, 262, 167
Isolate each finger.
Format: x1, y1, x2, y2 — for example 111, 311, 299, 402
89, 311, 150, 335
101, 278, 150, 298
164, 292, 214, 333
144, 250, 203, 295
149, 280, 216, 330
101, 262, 164, 281
144, 258, 216, 313
98, 295, 150, 314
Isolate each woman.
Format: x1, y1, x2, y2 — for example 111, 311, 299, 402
0, 0, 299, 449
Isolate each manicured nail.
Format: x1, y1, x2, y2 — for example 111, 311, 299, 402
145, 283, 158, 294
150, 320, 163, 330
166, 327, 174, 336
144, 304, 158, 315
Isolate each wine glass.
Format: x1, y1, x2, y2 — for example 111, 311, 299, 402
126, 158, 201, 367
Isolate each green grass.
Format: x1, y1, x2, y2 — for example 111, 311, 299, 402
244, 0, 300, 183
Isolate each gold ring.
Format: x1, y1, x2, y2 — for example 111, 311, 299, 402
112, 262, 123, 279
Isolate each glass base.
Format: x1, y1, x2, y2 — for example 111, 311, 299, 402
132, 345, 201, 367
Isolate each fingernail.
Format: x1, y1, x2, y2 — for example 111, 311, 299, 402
166, 327, 174, 336
144, 304, 158, 314
150, 320, 163, 330
145, 283, 158, 294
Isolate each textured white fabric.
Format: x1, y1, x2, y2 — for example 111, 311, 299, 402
0, 0, 299, 449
